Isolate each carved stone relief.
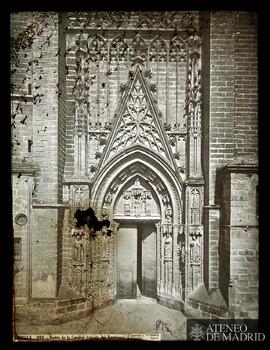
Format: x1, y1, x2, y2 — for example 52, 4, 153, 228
162, 194, 173, 225
185, 34, 202, 178
114, 178, 158, 217
190, 188, 201, 225
68, 12, 199, 32
109, 78, 166, 158
186, 35, 201, 136
73, 234, 84, 262
103, 181, 120, 209
104, 192, 112, 207
189, 226, 203, 291
165, 204, 173, 223
186, 186, 203, 292
176, 225, 185, 297
70, 185, 90, 214
164, 232, 173, 259
129, 34, 148, 63
69, 28, 194, 189
149, 36, 167, 62
183, 36, 204, 294
71, 227, 87, 294
86, 224, 118, 304
123, 191, 131, 215
69, 215, 119, 300
163, 230, 173, 294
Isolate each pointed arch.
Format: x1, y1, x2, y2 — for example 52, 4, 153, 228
87, 35, 108, 61
91, 146, 183, 225
109, 34, 128, 62
149, 36, 167, 62
97, 65, 178, 170
129, 34, 148, 62
169, 36, 187, 62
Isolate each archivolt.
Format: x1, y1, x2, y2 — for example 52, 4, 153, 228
91, 145, 183, 223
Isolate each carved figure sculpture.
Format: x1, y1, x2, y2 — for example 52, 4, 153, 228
164, 232, 172, 260
73, 235, 84, 262
104, 192, 112, 206
165, 204, 173, 223
123, 191, 131, 215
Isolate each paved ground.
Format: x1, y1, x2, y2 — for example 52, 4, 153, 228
15, 297, 187, 341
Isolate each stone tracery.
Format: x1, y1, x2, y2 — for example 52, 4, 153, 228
110, 78, 166, 157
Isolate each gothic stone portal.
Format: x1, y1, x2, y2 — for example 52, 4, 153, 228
67, 32, 204, 309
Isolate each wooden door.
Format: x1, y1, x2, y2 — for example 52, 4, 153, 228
117, 223, 137, 298
138, 223, 157, 298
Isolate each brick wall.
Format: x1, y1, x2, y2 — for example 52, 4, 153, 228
202, 11, 236, 292
10, 12, 34, 96
11, 13, 36, 306
57, 14, 67, 202
11, 13, 66, 307
57, 209, 73, 299
231, 171, 258, 318
11, 12, 61, 203
31, 13, 59, 203
64, 32, 76, 179
11, 12, 34, 166
219, 167, 258, 318
55, 298, 92, 320
205, 11, 258, 203
31, 208, 58, 298
11, 101, 33, 165
202, 11, 258, 296
15, 297, 95, 325
12, 174, 32, 303
208, 11, 236, 204
234, 13, 258, 160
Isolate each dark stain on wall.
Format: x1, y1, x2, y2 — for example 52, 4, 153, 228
74, 207, 112, 237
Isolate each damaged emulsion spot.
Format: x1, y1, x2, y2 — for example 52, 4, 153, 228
74, 207, 112, 238
28, 140, 33, 152
20, 115, 27, 125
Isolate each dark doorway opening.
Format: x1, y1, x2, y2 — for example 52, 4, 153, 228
137, 223, 157, 299
117, 221, 157, 299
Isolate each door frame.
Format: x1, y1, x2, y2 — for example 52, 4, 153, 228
137, 222, 157, 299
115, 218, 160, 300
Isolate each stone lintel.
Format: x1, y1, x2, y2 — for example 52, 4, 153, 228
218, 163, 258, 174
11, 94, 34, 103
32, 203, 70, 208
12, 164, 38, 176
63, 178, 92, 185
204, 204, 221, 210
185, 177, 204, 186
